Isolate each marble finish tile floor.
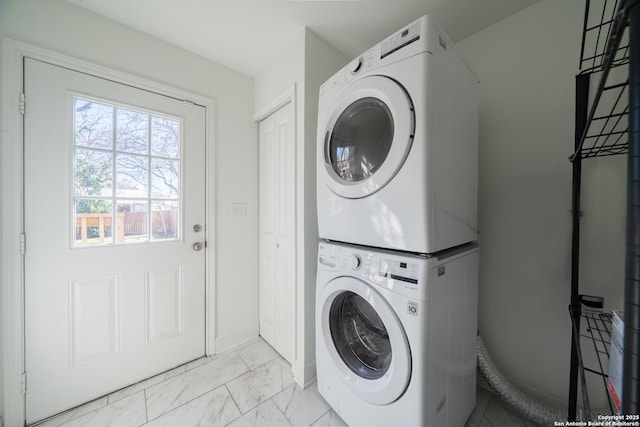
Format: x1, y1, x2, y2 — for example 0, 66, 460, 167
31, 338, 544, 427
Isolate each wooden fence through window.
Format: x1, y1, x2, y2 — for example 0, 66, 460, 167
76, 210, 178, 244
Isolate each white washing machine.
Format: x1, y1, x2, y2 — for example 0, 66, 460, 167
316, 240, 478, 427
316, 15, 478, 254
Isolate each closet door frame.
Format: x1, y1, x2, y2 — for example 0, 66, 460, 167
254, 84, 298, 367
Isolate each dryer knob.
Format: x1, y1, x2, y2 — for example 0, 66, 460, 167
350, 255, 362, 270
349, 57, 363, 74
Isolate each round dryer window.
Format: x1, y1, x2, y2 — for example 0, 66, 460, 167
321, 75, 415, 199
328, 98, 394, 183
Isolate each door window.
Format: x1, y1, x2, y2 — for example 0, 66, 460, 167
329, 291, 392, 379
328, 98, 394, 183
73, 97, 181, 246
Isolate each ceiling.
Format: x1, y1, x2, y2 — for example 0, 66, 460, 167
67, 0, 540, 77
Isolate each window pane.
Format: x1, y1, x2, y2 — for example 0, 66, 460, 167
117, 200, 148, 243
74, 199, 113, 246
151, 201, 178, 240
75, 149, 113, 197
151, 159, 179, 199
72, 96, 183, 248
151, 116, 180, 158
116, 154, 149, 197
116, 108, 149, 154
75, 98, 113, 150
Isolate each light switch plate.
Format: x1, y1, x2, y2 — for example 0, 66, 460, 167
231, 202, 247, 217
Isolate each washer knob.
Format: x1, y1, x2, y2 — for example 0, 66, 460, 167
350, 254, 362, 270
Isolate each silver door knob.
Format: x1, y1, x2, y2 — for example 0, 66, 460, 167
192, 242, 203, 251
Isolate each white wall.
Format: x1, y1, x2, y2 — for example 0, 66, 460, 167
301, 31, 349, 384
458, 0, 625, 406
254, 30, 306, 384
254, 29, 347, 386
0, 0, 257, 421
254, 32, 305, 114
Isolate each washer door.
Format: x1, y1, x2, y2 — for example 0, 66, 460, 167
321, 75, 415, 199
318, 276, 411, 405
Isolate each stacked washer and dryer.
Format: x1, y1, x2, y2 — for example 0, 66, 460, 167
315, 15, 479, 427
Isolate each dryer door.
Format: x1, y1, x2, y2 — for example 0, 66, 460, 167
318, 276, 411, 405
320, 75, 415, 199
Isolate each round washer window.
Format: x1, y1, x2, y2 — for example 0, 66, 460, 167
329, 291, 392, 379
328, 97, 394, 183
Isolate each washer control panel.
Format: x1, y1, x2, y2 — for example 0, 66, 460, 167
318, 241, 422, 289
379, 259, 420, 285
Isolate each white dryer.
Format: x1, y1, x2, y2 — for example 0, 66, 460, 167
316, 240, 478, 427
317, 15, 478, 254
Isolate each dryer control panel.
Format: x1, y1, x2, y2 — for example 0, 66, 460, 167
318, 15, 449, 102
380, 19, 421, 59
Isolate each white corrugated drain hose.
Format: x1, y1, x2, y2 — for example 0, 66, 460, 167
477, 335, 566, 425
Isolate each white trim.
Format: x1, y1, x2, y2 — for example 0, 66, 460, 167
297, 359, 317, 389
253, 85, 296, 122
1, 38, 27, 427
205, 99, 217, 359
1, 38, 217, 426
253, 85, 303, 383
214, 327, 261, 354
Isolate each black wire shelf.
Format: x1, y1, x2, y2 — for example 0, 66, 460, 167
569, 298, 616, 419
568, 0, 640, 419
570, 0, 632, 161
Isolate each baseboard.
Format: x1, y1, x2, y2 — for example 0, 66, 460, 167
304, 359, 317, 386
293, 358, 317, 388
214, 328, 259, 355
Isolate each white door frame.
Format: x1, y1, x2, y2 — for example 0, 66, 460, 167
1, 38, 217, 427
254, 85, 306, 384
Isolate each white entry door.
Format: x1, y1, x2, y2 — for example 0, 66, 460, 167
259, 102, 295, 363
24, 58, 207, 423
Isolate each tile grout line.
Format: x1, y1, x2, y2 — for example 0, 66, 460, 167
478, 393, 492, 424
223, 383, 243, 426
143, 388, 149, 426
308, 408, 332, 427
226, 364, 295, 421
277, 399, 294, 427
142, 351, 257, 425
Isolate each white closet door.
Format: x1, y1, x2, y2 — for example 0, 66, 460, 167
259, 102, 295, 363
23, 58, 206, 423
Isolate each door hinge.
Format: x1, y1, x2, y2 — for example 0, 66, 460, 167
19, 93, 25, 115
20, 233, 26, 255
21, 372, 26, 394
